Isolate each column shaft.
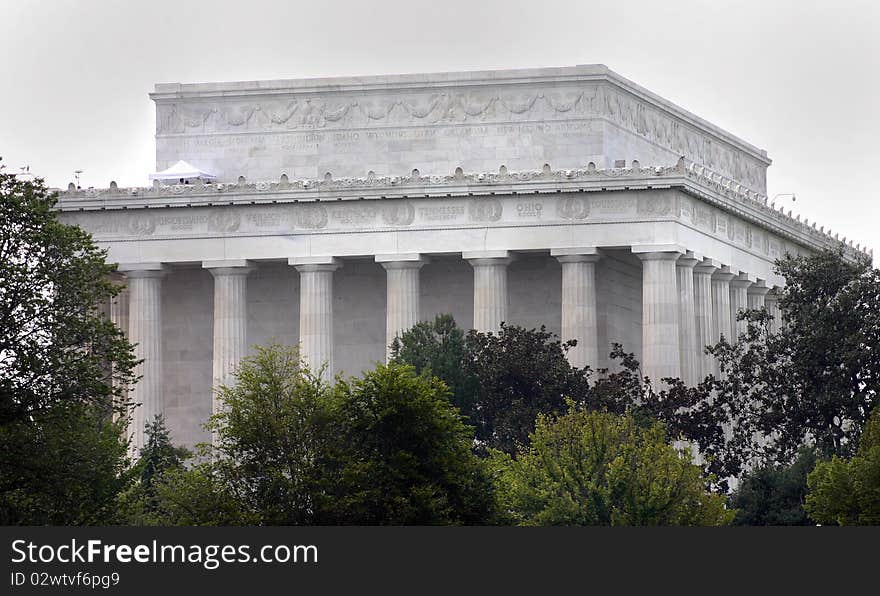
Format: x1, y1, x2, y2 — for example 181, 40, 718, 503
204, 261, 254, 444
730, 277, 752, 342
677, 256, 700, 385
765, 291, 783, 334
109, 284, 130, 417
125, 267, 166, 455
636, 251, 682, 383
379, 256, 428, 360
465, 252, 512, 333
711, 269, 735, 343
555, 253, 600, 369
693, 261, 718, 380
747, 287, 768, 310
293, 260, 340, 380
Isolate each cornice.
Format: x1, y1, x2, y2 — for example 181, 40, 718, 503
54, 159, 868, 261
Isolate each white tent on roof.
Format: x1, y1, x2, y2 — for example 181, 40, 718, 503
149, 160, 216, 182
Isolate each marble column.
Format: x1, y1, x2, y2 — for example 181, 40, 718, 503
464, 251, 512, 333
121, 264, 167, 455
552, 248, 600, 369
765, 289, 783, 334
203, 260, 254, 443
693, 259, 719, 380
376, 254, 429, 360
747, 283, 769, 310
711, 266, 736, 343
290, 257, 340, 380
729, 275, 753, 342
108, 281, 130, 417
633, 246, 683, 384
676, 253, 700, 386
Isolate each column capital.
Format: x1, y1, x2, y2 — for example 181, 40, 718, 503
676, 251, 702, 269
711, 265, 737, 282
553, 247, 601, 264
463, 250, 513, 267
202, 259, 255, 276
632, 244, 686, 260
730, 273, 755, 289
289, 256, 342, 272
551, 246, 600, 257
375, 254, 430, 270
693, 258, 720, 275
747, 282, 771, 297
118, 263, 169, 279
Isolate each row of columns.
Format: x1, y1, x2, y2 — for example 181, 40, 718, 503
635, 246, 781, 386
113, 248, 782, 449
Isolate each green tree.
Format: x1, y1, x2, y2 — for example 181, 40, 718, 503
121, 463, 255, 526
0, 160, 136, 425
805, 408, 880, 525
706, 250, 878, 464
207, 343, 334, 525
393, 317, 592, 455
583, 250, 880, 486
660, 249, 880, 483
117, 415, 191, 525
324, 363, 497, 524
729, 448, 816, 525
464, 324, 592, 455
0, 402, 131, 525
0, 161, 137, 524
490, 405, 732, 525
390, 314, 477, 420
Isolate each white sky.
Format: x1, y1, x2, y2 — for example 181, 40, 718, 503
2, 0, 878, 253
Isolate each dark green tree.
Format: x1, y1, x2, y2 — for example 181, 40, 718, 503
207, 343, 334, 525
393, 317, 592, 455
0, 160, 137, 425
729, 448, 817, 525
805, 407, 880, 525
0, 161, 137, 524
0, 402, 131, 525
678, 249, 880, 480
389, 314, 477, 421
581, 250, 880, 487
464, 324, 592, 455
324, 363, 497, 524
489, 404, 733, 526
117, 415, 191, 524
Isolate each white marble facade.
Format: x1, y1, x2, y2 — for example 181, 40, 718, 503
61, 66, 868, 449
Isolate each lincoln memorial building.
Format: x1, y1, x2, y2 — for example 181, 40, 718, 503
56, 65, 868, 450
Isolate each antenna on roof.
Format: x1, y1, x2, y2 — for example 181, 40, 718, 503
74, 170, 83, 189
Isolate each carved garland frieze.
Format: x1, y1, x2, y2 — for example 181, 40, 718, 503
155, 83, 766, 190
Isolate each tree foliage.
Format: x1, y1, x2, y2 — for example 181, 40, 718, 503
582, 250, 880, 487
0, 402, 131, 525
729, 448, 816, 525
489, 405, 732, 526
117, 415, 193, 525
805, 408, 880, 525
207, 343, 334, 525
200, 345, 495, 525
0, 161, 137, 525
389, 314, 477, 421
392, 318, 592, 455
323, 363, 496, 525
0, 161, 136, 425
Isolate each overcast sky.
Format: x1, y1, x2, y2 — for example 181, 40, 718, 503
2, 0, 877, 253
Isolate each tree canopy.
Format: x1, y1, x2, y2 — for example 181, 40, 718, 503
489, 404, 733, 526
0, 161, 136, 524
